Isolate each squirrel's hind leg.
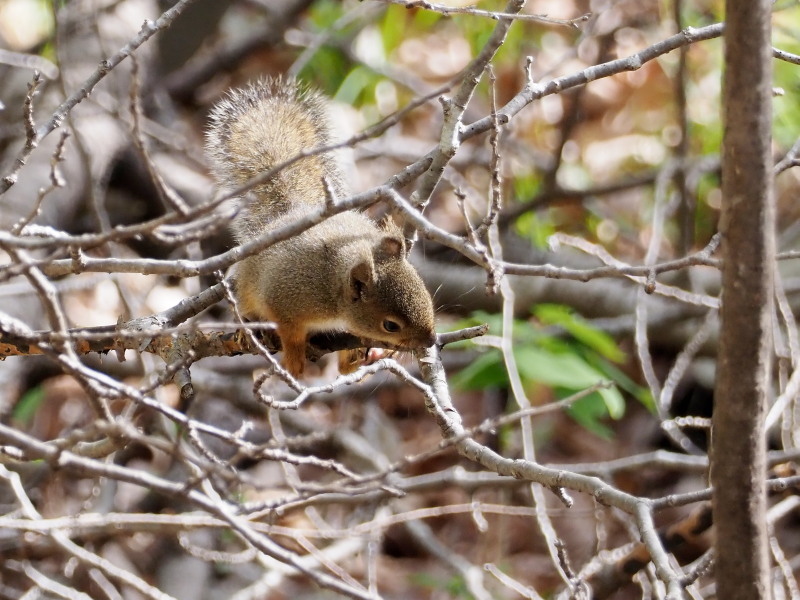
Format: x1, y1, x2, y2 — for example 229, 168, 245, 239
277, 323, 308, 378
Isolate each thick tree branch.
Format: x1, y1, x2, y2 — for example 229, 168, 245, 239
711, 2, 774, 599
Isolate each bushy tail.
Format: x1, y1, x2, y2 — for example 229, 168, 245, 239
205, 77, 348, 241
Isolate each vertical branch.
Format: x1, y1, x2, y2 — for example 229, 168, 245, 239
484, 98, 573, 589
129, 56, 191, 216
407, 0, 525, 228
711, 0, 774, 599
0, 72, 43, 192
672, 0, 694, 257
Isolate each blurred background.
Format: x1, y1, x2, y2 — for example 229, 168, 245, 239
0, 1, 799, 598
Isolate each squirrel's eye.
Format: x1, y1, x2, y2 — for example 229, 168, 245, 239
382, 319, 401, 333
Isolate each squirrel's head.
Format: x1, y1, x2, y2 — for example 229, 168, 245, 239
345, 219, 436, 350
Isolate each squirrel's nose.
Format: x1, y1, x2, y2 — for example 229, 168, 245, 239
408, 330, 436, 348
425, 330, 437, 347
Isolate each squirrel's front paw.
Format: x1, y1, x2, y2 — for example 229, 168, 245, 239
337, 349, 362, 374
337, 348, 395, 374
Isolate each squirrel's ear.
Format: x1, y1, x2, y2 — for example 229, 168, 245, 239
376, 233, 405, 259
377, 217, 407, 255
349, 258, 375, 302
377, 214, 397, 232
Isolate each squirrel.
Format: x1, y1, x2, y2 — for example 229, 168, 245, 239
205, 77, 436, 378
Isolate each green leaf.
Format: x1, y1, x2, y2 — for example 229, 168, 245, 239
597, 385, 625, 419
534, 304, 625, 362
299, 47, 349, 93
567, 394, 614, 439
307, 0, 344, 28
413, 7, 443, 28
453, 336, 625, 417
515, 346, 607, 389
452, 310, 633, 435
451, 310, 540, 344
516, 346, 624, 419
380, 5, 407, 54
516, 212, 556, 249
334, 66, 375, 106
513, 172, 541, 200
451, 349, 506, 390
586, 354, 655, 413
13, 386, 45, 425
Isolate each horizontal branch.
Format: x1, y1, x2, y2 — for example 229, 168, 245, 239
461, 23, 726, 140
381, 0, 590, 27
0, 314, 484, 362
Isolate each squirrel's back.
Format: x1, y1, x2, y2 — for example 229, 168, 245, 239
205, 77, 348, 242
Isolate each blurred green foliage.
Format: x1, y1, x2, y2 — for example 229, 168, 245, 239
12, 386, 44, 426
410, 571, 473, 598
452, 307, 651, 438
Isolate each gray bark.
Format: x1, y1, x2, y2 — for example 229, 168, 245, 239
711, 1, 774, 598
